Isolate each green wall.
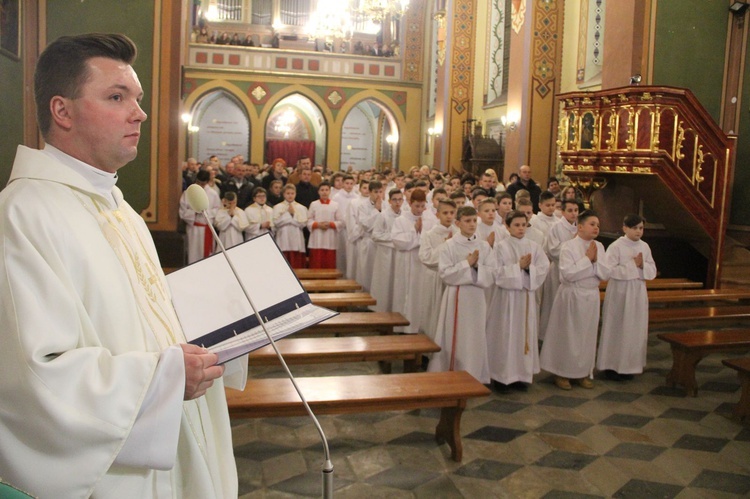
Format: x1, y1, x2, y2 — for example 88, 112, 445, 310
731, 35, 750, 226
0, 51, 24, 189
0, 1, 156, 210
46, 0, 156, 211
652, 0, 727, 122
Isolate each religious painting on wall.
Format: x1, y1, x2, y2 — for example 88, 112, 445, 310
0, 0, 20, 61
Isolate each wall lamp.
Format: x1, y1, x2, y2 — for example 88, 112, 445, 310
501, 112, 519, 132
730, 1, 749, 15
427, 127, 441, 138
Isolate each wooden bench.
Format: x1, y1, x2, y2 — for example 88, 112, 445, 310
248, 334, 440, 372
300, 279, 362, 293
599, 278, 703, 290
309, 292, 376, 310
294, 312, 409, 335
599, 288, 750, 304
721, 357, 750, 419
649, 305, 750, 326
225, 370, 491, 461
657, 329, 750, 396
294, 268, 343, 280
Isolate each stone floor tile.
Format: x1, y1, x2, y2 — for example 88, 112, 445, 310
605, 442, 667, 461
270, 470, 353, 497
537, 419, 593, 436
365, 466, 441, 491
534, 451, 598, 471
542, 490, 604, 498
465, 425, 527, 443
612, 479, 684, 498
672, 434, 730, 453
658, 408, 709, 422
689, 469, 750, 495
454, 458, 522, 481
600, 413, 653, 429
474, 398, 529, 414
699, 381, 740, 393
594, 391, 642, 403
537, 434, 597, 454
538, 395, 590, 408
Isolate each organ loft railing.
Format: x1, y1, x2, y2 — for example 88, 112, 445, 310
557, 86, 737, 288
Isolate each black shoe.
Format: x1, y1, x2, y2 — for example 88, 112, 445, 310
491, 380, 512, 393
604, 370, 626, 381
510, 382, 529, 392
621, 373, 634, 381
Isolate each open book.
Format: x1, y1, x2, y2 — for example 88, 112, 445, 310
166, 233, 337, 364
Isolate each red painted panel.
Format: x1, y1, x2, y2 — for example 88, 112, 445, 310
212, 53, 224, 64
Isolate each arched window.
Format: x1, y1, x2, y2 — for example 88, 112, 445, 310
187, 90, 250, 164
265, 94, 327, 166
340, 99, 399, 170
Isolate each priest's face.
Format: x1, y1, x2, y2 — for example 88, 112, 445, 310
59, 57, 147, 173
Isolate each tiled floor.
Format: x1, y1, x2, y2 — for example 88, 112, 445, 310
232, 330, 750, 498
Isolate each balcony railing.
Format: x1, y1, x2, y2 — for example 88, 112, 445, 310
188, 43, 403, 81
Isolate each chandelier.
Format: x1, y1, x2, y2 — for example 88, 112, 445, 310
357, 0, 410, 23
307, 0, 354, 41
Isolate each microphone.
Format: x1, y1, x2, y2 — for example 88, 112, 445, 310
186, 184, 334, 498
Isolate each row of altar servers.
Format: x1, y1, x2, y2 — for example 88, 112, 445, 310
180, 183, 656, 387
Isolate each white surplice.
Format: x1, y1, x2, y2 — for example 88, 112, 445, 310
214, 207, 249, 249
355, 199, 381, 291
332, 189, 358, 276
179, 184, 221, 264
428, 234, 494, 383
391, 210, 425, 333
272, 200, 308, 252
596, 236, 657, 374
486, 236, 549, 384
244, 202, 274, 239
540, 236, 611, 379
530, 212, 557, 239
418, 223, 457, 340
539, 217, 577, 339
307, 199, 342, 250
0, 146, 241, 498
344, 194, 368, 279
370, 206, 400, 313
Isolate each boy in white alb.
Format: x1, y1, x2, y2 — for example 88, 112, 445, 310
332, 175, 357, 274
540, 211, 611, 390
428, 206, 494, 383
418, 199, 458, 340
214, 191, 249, 250
530, 191, 558, 238
516, 199, 545, 247
487, 211, 549, 391
476, 198, 506, 249
272, 184, 308, 268
307, 182, 342, 268
596, 214, 657, 380
244, 187, 274, 239
391, 189, 428, 333
494, 192, 513, 236
422, 187, 447, 228
539, 199, 579, 339
355, 180, 383, 291
179, 169, 221, 264
344, 179, 369, 279
370, 189, 404, 312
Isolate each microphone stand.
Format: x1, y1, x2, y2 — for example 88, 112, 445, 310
201, 210, 333, 498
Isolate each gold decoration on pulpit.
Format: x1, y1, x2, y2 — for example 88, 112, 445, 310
556, 112, 567, 150
695, 144, 706, 186
675, 123, 686, 162
641, 92, 653, 102
651, 107, 662, 153
569, 176, 608, 209
624, 107, 635, 151
605, 112, 616, 151
601, 96, 611, 105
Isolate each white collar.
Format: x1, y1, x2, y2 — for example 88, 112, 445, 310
43, 144, 118, 207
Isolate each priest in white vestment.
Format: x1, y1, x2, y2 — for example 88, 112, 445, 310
0, 34, 242, 498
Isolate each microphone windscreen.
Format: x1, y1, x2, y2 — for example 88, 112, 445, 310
186, 184, 209, 212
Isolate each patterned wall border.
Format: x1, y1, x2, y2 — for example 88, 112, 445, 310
403, 0, 426, 82
532, 0, 560, 99
451, 0, 475, 114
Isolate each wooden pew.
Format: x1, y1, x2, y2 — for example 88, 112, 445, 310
225, 371, 491, 461
721, 357, 750, 419
295, 312, 409, 335
599, 278, 703, 291
657, 329, 750, 396
248, 334, 439, 372
649, 305, 750, 327
309, 292, 376, 310
300, 279, 362, 293
294, 268, 343, 280
599, 288, 750, 305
